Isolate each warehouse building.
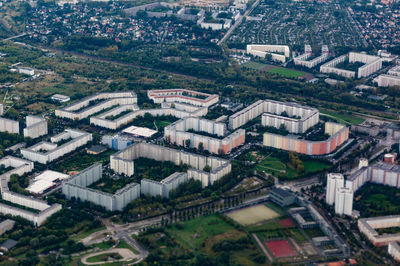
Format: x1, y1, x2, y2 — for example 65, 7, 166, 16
111, 142, 231, 187
23, 116, 48, 139
147, 89, 219, 107
21, 129, 92, 164
27, 170, 69, 195
62, 164, 140, 211
55, 92, 137, 120
164, 117, 245, 154
141, 172, 188, 198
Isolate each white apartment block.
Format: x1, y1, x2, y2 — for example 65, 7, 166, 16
0, 156, 61, 226
326, 173, 344, 205
147, 89, 219, 107
246, 44, 290, 63
21, 129, 92, 164
141, 172, 188, 198
294, 45, 329, 68
23, 116, 48, 139
55, 92, 137, 120
0, 117, 19, 134
334, 187, 353, 216
358, 215, 400, 246
110, 142, 231, 187
229, 99, 319, 132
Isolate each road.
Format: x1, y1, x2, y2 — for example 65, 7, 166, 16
218, 0, 261, 45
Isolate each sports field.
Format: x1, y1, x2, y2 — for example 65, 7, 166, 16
242, 61, 268, 70
265, 239, 297, 258
320, 110, 365, 125
267, 67, 306, 78
226, 204, 280, 226
279, 218, 296, 228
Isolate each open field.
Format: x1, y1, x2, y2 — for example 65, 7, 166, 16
167, 214, 236, 250
320, 110, 365, 125
226, 204, 280, 226
242, 61, 268, 70
267, 67, 306, 79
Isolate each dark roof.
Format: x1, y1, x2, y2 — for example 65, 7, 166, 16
87, 145, 107, 153
270, 187, 293, 198
1, 239, 17, 250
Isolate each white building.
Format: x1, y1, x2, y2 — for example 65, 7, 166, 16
0, 104, 3, 116
334, 187, 353, 216
23, 116, 48, 139
147, 89, 219, 107
294, 45, 330, 69
27, 170, 69, 195
141, 172, 188, 198
326, 173, 345, 205
246, 44, 290, 63
51, 94, 71, 103
389, 242, 400, 262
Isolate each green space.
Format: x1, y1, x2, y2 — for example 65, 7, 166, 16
116, 240, 139, 254
244, 149, 331, 179
166, 214, 235, 251
267, 67, 306, 78
242, 61, 268, 70
130, 113, 178, 131
354, 183, 400, 217
303, 228, 326, 238
70, 225, 106, 241
320, 110, 365, 125
50, 150, 114, 172
86, 252, 122, 263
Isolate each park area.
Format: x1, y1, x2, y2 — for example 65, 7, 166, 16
242, 62, 311, 79
244, 150, 331, 179
320, 110, 365, 125
226, 204, 280, 226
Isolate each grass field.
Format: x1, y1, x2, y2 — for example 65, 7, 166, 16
249, 152, 331, 179
267, 67, 306, 78
242, 61, 268, 70
166, 214, 236, 251
320, 110, 365, 125
226, 204, 280, 226
86, 252, 122, 263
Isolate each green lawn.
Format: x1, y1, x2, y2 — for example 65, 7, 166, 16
242, 61, 268, 70
166, 214, 235, 251
303, 161, 331, 173
86, 253, 122, 263
320, 110, 365, 125
267, 67, 305, 78
116, 240, 139, 254
70, 225, 106, 241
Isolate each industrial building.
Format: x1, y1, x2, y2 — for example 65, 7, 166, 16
23, 116, 48, 139
358, 215, 400, 246
110, 142, 232, 187
0, 117, 19, 134
294, 45, 330, 68
326, 173, 345, 205
246, 44, 290, 63
141, 172, 188, 198
51, 94, 70, 103
164, 117, 245, 154
62, 164, 140, 211
269, 187, 295, 207
147, 89, 219, 107
102, 135, 133, 150
55, 92, 137, 120
263, 122, 349, 155
21, 129, 92, 164
122, 126, 157, 138
0, 156, 62, 226
228, 99, 319, 132
320, 52, 382, 79
27, 170, 69, 195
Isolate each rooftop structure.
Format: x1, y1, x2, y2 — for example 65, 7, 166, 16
246, 44, 290, 63
164, 117, 245, 154
86, 145, 107, 155
55, 92, 137, 120
21, 129, 92, 164
147, 89, 219, 107
122, 126, 157, 138
111, 142, 231, 187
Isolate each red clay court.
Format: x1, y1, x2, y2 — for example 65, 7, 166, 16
279, 218, 296, 228
265, 239, 297, 258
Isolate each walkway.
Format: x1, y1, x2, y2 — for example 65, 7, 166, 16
81, 248, 139, 265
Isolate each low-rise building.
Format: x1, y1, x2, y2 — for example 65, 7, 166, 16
269, 187, 295, 207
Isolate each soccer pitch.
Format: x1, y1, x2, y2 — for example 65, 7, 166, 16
226, 204, 280, 226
